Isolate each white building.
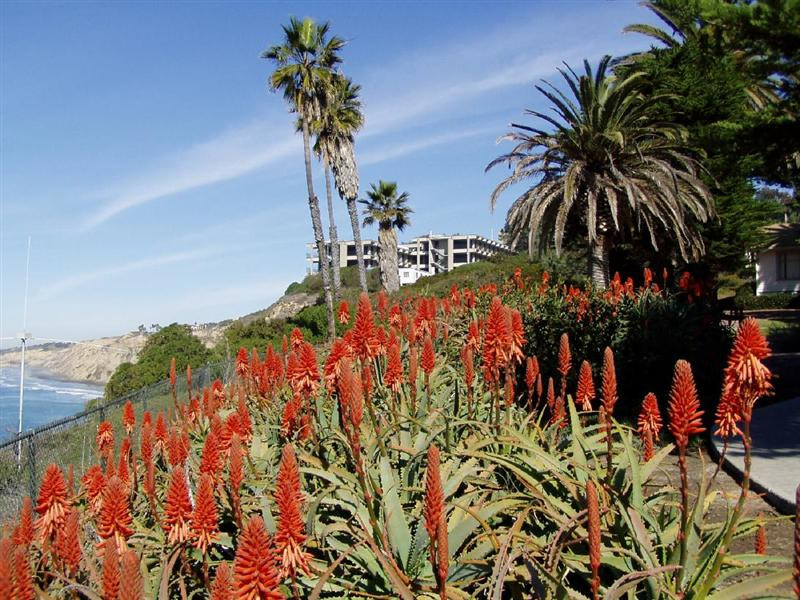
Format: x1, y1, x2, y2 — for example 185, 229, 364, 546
306, 240, 380, 275
307, 233, 512, 284
755, 223, 800, 295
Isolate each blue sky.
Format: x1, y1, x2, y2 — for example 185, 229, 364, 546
0, 0, 659, 344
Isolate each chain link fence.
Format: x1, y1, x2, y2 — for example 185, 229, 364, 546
0, 361, 232, 519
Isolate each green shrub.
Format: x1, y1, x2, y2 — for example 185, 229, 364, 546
104, 323, 211, 399
734, 287, 800, 309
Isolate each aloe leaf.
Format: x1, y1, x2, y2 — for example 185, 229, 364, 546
620, 427, 644, 511
604, 565, 682, 600
705, 569, 793, 600
379, 455, 412, 569
448, 496, 526, 555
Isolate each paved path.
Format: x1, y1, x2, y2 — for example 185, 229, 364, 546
712, 396, 800, 513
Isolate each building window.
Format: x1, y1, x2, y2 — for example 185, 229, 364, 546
777, 250, 800, 280
453, 253, 468, 264
453, 239, 468, 250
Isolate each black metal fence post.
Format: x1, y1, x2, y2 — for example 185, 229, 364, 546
26, 434, 36, 500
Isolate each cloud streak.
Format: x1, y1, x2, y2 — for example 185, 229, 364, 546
35, 247, 223, 300
360, 125, 498, 167
81, 123, 299, 230
81, 18, 633, 230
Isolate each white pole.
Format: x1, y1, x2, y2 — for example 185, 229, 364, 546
17, 237, 31, 462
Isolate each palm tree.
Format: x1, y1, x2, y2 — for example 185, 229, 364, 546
309, 75, 366, 294
360, 181, 412, 292
487, 56, 714, 288
263, 17, 343, 338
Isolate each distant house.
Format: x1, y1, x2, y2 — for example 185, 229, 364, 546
755, 223, 800, 295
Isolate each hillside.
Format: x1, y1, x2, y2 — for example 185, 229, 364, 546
0, 255, 553, 386
0, 326, 224, 384
0, 291, 319, 385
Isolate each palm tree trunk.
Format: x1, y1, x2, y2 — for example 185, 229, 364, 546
301, 118, 336, 339
346, 196, 368, 292
325, 166, 341, 298
378, 226, 400, 293
589, 233, 612, 289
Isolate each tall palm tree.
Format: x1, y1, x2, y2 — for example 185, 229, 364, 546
309, 75, 366, 294
487, 56, 714, 288
263, 17, 343, 338
360, 181, 412, 292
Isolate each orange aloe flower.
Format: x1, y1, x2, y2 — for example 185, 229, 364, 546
274, 445, 311, 579
337, 300, 350, 325
482, 297, 511, 383
575, 360, 595, 411
55, 508, 82, 577
421, 335, 435, 377
170, 356, 177, 390
210, 562, 234, 600
98, 476, 134, 549
638, 393, 662, 438
97, 421, 114, 457
667, 360, 705, 450
119, 550, 144, 600
35, 463, 70, 542
294, 342, 320, 400
586, 480, 601, 600
13, 496, 34, 547
102, 538, 120, 600
233, 516, 284, 600
408, 345, 419, 407
323, 338, 352, 393
191, 474, 219, 555
424, 445, 446, 597
463, 346, 475, 390
236, 347, 250, 378
466, 320, 480, 354
384, 339, 404, 393
546, 377, 555, 413
755, 520, 767, 555
15, 546, 35, 600
424, 445, 444, 551
558, 333, 571, 398
200, 430, 222, 482
122, 401, 136, 435
638, 393, 662, 461
525, 356, 538, 398
716, 318, 773, 437
163, 467, 193, 545
0, 539, 11, 599
167, 426, 188, 467
140, 422, 153, 466
290, 327, 304, 353
437, 518, 449, 600
508, 308, 525, 365
154, 413, 168, 453
600, 347, 617, 416
352, 293, 379, 362
82, 465, 106, 515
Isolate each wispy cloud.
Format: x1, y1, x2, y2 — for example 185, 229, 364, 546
360, 125, 498, 167
81, 18, 628, 230
81, 123, 299, 230
35, 247, 223, 300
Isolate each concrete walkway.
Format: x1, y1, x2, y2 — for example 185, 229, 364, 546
712, 396, 800, 514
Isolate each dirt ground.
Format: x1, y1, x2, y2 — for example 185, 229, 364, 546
649, 449, 796, 597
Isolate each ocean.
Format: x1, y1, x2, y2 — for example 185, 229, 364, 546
0, 366, 103, 441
